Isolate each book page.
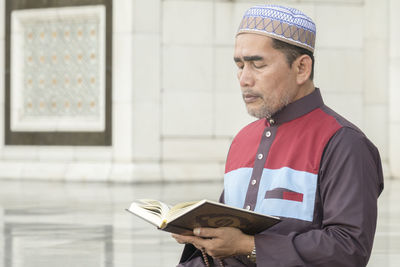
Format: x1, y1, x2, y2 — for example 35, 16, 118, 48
128, 199, 170, 227
139, 199, 170, 216
166, 200, 199, 221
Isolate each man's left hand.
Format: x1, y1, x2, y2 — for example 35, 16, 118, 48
172, 227, 254, 259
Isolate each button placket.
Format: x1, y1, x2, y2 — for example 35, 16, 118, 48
243, 124, 276, 211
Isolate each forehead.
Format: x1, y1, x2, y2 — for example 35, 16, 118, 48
234, 33, 275, 57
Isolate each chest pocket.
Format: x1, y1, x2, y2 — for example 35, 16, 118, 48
254, 167, 317, 222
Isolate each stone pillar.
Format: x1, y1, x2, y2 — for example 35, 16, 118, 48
363, 0, 390, 176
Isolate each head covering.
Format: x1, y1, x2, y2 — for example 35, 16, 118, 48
237, 5, 316, 53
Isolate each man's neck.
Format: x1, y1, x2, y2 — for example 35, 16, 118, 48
293, 80, 315, 102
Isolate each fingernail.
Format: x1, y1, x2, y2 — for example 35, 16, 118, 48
194, 228, 200, 235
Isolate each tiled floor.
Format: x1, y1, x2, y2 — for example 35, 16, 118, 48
0, 178, 398, 267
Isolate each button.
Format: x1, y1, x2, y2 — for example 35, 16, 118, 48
265, 131, 271, 137
257, 153, 263, 160
269, 118, 275, 125
251, 179, 257, 185
245, 205, 251, 210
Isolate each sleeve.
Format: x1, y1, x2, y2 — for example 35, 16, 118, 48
177, 244, 205, 266
219, 190, 225, 204
254, 127, 384, 267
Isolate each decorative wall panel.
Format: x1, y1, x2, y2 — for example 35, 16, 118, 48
5, 0, 112, 146
11, 6, 105, 132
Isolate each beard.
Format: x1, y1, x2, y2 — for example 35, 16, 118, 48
242, 88, 294, 119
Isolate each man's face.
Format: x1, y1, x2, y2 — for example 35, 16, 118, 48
234, 34, 299, 119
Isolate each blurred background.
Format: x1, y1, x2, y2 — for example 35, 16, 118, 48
0, 0, 398, 266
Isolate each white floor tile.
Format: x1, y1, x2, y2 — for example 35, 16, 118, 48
0, 178, 397, 266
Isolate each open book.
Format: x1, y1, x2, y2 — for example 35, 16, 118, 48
126, 199, 281, 235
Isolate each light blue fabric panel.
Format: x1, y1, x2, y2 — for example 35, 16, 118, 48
224, 168, 252, 209
225, 167, 317, 222
256, 167, 317, 221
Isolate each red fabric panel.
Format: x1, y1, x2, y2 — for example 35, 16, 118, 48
225, 108, 341, 175
265, 109, 341, 174
224, 119, 267, 173
283, 191, 304, 202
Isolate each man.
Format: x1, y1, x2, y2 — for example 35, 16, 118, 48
173, 4, 384, 267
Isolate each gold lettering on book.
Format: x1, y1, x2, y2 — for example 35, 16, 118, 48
195, 214, 251, 229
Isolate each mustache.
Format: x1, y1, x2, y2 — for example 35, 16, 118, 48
242, 89, 263, 99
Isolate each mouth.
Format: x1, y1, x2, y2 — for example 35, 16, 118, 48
242, 92, 261, 104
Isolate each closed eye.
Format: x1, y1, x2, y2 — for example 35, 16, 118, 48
236, 63, 244, 69
252, 62, 267, 69
234, 57, 243, 69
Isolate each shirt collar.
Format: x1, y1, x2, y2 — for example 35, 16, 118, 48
266, 88, 324, 126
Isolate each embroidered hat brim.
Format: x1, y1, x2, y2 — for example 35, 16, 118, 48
237, 5, 316, 53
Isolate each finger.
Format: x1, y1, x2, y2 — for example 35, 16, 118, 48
173, 237, 187, 244
192, 243, 204, 251
194, 227, 219, 238
192, 236, 214, 250
173, 234, 208, 246
172, 234, 192, 244
171, 234, 181, 240
171, 233, 182, 242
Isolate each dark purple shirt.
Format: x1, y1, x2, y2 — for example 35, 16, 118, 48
178, 89, 384, 267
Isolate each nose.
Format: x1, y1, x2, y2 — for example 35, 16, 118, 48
238, 65, 254, 88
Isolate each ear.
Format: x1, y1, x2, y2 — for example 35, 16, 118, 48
294, 55, 312, 85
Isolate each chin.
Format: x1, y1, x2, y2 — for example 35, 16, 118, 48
247, 108, 270, 119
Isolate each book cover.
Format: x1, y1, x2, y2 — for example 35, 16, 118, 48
127, 199, 281, 235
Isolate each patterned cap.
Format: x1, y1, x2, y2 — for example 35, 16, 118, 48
237, 5, 316, 53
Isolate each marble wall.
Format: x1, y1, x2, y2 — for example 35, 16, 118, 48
0, 0, 397, 181
389, 0, 400, 178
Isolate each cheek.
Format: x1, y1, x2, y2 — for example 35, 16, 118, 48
258, 74, 287, 100
271, 71, 291, 90
258, 73, 278, 91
